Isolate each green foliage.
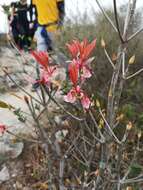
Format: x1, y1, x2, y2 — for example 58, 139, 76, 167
13, 108, 27, 123
121, 104, 135, 119
129, 163, 143, 178
136, 113, 143, 131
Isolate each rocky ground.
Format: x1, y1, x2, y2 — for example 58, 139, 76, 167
0, 46, 66, 189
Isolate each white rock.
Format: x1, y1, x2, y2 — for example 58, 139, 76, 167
0, 165, 10, 183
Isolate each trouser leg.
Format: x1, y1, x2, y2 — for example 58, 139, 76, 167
34, 26, 55, 52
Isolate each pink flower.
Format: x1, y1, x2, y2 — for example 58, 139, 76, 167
81, 66, 92, 79
64, 86, 91, 109
38, 67, 56, 85
81, 95, 91, 109
0, 124, 6, 134
64, 88, 76, 103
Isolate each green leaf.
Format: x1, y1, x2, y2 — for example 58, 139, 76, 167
129, 163, 142, 177
0, 100, 14, 109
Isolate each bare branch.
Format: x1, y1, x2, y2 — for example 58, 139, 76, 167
123, 0, 137, 40
125, 68, 143, 80
104, 48, 115, 69
49, 95, 85, 121
6, 130, 41, 144
121, 175, 143, 184
89, 110, 105, 142
95, 0, 118, 32
113, 0, 124, 43
3, 69, 42, 105
99, 108, 121, 144
122, 51, 126, 78
127, 27, 143, 41
84, 120, 103, 143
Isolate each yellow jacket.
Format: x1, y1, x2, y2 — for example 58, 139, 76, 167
32, 0, 64, 32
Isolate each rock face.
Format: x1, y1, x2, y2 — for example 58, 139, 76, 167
0, 47, 35, 92
0, 165, 10, 184
0, 46, 67, 188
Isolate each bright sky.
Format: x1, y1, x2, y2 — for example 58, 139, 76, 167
0, 0, 142, 33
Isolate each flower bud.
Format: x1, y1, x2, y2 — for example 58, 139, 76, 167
126, 122, 133, 131
101, 38, 106, 48
24, 96, 29, 104
96, 99, 100, 108
138, 131, 142, 139
129, 55, 135, 64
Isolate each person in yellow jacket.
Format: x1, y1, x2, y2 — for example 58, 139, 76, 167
32, 0, 65, 52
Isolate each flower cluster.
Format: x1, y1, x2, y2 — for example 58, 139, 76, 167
31, 51, 56, 87
64, 38, 96, 109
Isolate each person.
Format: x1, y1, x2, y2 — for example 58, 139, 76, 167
32, 0, 65, 52
9, 0, 37, 51
31, 0, 65, 91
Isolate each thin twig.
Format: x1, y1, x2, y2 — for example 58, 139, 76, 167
127, 27, 143, 41
104, 48, 115, 69
113, 0, 124, 43
3, 69, 42, 105
95, 0, 118, 32
121, 175, 143, 184
125, 68, 143, 80
99, 108, 121, 144
122, 51, 125, 77
6, 130, 41, 144
89, 110, 105, 142
8, 40, 29, 64
45, 88, 84, 121
84, 120, 103, 143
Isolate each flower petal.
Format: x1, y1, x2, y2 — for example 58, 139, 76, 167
64, 89, 76, 103
81, 95, 91, 109
69, 60, 79, 85
82, 39, 96, 60
31, 51, 49, 70
82, 66, 92, 78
